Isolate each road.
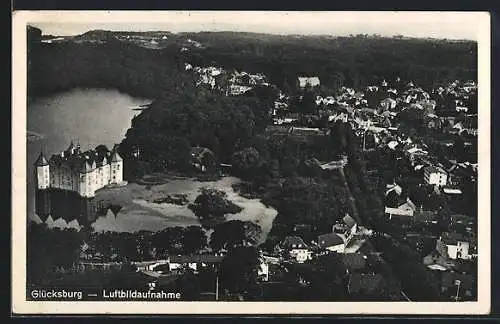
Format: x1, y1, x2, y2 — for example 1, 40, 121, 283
338, 166, 363, 226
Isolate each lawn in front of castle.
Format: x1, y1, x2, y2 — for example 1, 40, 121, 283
91, 174, 277, 242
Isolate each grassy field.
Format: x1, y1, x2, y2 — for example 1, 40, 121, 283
91, 175, 278, 243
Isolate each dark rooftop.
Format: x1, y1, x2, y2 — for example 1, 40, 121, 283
48, 144, 120, 173
317, 233, 344, 248
169, 255, 223, 264
342, 214, 357, 229
440, 231, 470, 245
34, 152, 49, 166
281, 236, 308, 250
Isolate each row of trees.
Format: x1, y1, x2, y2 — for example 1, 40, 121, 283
27, 219, 263, 286
27, 221, 266, 297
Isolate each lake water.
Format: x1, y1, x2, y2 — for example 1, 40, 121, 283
27, 88, 151, 220
27, 88, 277, 241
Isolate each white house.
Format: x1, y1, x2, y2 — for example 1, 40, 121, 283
424, 166, 448, 187
148, 255, 224, 273
380, 97, 397, 110
437, 232, 471, 260
257, 259, 269, 282
297, 76, 320, 89
281, 236, 312, 263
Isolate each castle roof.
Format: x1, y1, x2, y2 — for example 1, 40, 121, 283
34, 152, 49, 166
49, 143, 118, 173
110, 150, 122, 162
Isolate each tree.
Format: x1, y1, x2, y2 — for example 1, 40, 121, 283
331, 71, 345, 94
231, 147, 262, 179
27, 224, 84, 285
454, 134, 466, 162
219, 246, 261, 294
189, 188, 243, 227
151, 227, 185, 256
301, 254, 347, 301
175, 269, 202, 300
181, 226, 207, 254
298, 89, 317, 114
398, 106, 427, 134
210, 220, 262, 251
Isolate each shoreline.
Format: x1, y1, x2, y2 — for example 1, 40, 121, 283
27, 130, 44, 142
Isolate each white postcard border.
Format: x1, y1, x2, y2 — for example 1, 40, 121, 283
11, 10, 491, 315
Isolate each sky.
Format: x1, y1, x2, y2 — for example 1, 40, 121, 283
27, 11, 486, 41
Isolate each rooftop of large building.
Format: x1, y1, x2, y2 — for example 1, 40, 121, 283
44, 142, 122, 173
424, 165, 447, 174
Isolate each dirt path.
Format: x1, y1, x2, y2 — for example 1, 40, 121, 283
338, 166, 363, 226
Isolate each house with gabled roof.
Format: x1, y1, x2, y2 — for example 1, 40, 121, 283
436, 232, 472, 260
317, 232, 346, 253
424, 165, 448, 187
385, 197, 417, 220
332, 214, 358, 245
280, 236, 312, 263
191, 146, 215, 172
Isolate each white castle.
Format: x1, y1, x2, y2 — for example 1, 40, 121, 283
35, 141, 124, 198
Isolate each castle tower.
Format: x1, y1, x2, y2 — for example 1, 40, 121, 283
79, 160, 95, 198
34, 151, 50, 189
109, 150, 123, 184
67, 140, 76, 155
34, 151, 51, 218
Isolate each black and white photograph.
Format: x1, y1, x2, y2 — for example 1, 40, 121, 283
12, 11, 491, 314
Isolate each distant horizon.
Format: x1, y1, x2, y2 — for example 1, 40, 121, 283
27, 11, 486, 41
31, 27, 478, 42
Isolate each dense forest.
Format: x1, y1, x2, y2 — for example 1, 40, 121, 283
180, 32, 477, 91
28, 28, 187, 98
28, 27, 477, 99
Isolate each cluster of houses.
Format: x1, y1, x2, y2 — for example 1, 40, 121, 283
114, 34, 170, 49
264, 75, 478, 300
180, 38, 205, 52
434, 80, 477, 114
185, 63, 269, 96
80, 64, 477, 300
141, 71, 477, 300
278, 214, 361, 262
